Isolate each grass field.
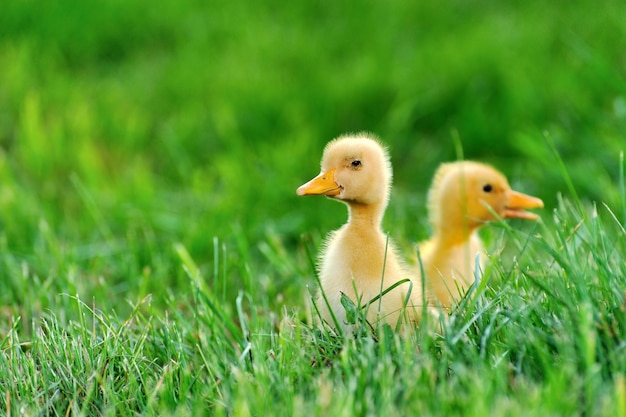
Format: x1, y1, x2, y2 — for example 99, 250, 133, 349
1, 0, 625, 415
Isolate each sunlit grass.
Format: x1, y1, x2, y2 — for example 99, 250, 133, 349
1, 193, 625, 415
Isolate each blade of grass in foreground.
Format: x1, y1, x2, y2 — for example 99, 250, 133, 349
619, 151, 626, 228
173, 242, 248, 364
544, 131, 584, 216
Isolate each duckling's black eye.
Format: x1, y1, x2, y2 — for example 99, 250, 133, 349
351, 160, 362, 168
483, 184, 493, 193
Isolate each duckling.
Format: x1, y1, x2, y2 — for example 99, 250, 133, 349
418, 161, 544, 308
297, 134, 422, 331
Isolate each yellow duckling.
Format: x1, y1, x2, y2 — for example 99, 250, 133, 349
418, 161, 544, 308
297, 134, 422, 331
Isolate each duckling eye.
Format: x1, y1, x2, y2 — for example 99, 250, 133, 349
351, 160, 362, 168
483, 184, 493, 193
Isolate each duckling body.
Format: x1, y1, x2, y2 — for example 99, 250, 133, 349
419, 230, 484, 304
418, 161, 543, 308
319, 207, 413, 328
298, 134, 422, 330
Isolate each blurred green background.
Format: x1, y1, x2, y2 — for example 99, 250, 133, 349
0, 0, 624, 317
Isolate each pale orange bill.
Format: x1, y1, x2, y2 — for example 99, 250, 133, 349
504, 190, 544, 220
296, 169, 342, 196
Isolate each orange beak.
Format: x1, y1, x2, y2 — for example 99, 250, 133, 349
296, 169, 342, 196
504, 190, 544, 220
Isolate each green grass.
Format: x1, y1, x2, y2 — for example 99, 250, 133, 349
0, 0, 625, 414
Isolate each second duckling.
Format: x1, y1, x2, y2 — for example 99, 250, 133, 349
418, 161, 544, 308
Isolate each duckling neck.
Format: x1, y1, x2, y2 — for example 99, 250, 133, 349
434, 221, 479, 247
346, 202, 384, 230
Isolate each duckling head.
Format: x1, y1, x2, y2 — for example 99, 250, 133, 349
428, 161, 544, 234
297, 133, 391, 208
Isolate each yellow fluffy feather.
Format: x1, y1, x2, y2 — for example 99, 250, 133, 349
298, 134, 423, 331
418, 161, 544, 308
